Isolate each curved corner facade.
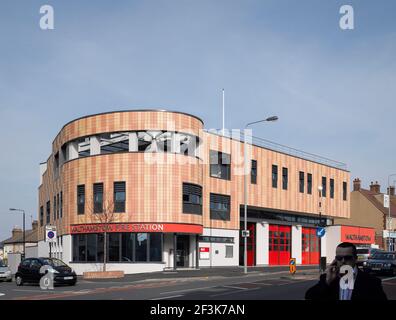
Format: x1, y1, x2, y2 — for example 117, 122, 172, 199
38, 110, 350, 274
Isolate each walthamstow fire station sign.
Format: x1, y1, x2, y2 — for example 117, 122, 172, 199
70, 223, 203, 234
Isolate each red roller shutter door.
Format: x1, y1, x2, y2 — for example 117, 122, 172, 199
269, 225, 291, 265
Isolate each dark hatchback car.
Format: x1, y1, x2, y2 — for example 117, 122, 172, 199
363, 252, 396, 275
15, 257, 77, 286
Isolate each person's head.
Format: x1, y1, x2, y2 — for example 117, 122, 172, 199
335, 242, 357, 268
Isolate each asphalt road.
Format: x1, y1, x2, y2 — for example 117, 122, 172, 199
1, 268, 396, 300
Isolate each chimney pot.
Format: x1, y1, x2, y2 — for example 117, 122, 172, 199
353, 178, 361, 191
370, 181, 381, 194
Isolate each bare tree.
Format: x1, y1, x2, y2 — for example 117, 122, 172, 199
88, 199, 116, 272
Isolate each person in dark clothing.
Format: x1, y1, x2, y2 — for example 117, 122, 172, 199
305, 242, 387, 300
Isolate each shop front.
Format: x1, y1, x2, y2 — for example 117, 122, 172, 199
63, 222, 203, 275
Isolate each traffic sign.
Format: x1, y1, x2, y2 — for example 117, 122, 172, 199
45, 226, 57, 243
241, 230, 250, 238
289, 258, 296, 274
316, 227, 326, 238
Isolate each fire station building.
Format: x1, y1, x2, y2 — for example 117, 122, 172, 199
37, 110, 350, 274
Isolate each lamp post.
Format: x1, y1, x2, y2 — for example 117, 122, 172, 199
243, 116, 278, 274
387, 174, 396, 251
317, 186, 323, 273
9, 208, 26, 259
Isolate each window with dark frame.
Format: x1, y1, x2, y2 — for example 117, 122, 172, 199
251, 160, 257, 184
72, 233, 163, 263
46, 201, 50, 224
272, 165, 278, 188
210, 193, 231, 221
330, 178, 335, 199
307, 173, 312, 194
210, 150, 231, 180
114, 182, 126, 213
93, 183, 103, 213
322, 177, 327, 197
60, 191, 63, 218
40, 206, 44, 226
56, 194, 60, 219
343, 182, 347, 201
53, 196, 56, 220
77, 185, 85, 215
182, 183, 202, 215
282, 167, 288, 190
299, 171, 305, 193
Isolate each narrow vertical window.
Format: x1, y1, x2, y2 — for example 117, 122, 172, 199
251, 160, 257, 184
299, 171, 305, 193
56, 193, 60, 219
282, 167, 288, 190
330, 179, 335, 199
60, 191, 63, 218
46, 201, 50, 224
322, 177, 327, 197
114, 182, 126, 213
343, 182, 347, 201
93, 183, 104, 213
53, 196, 56, 220
272, 165, 278, 188
40, 206, 44, 226
77, 185, 85, 215
307, 173, 312, 195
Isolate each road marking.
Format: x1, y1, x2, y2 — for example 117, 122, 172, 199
0, 293, 5, 297
211, 287, 260, 298
222, 285, 249, 290
382, 276, 396, 282
160, 286, 215, 295
151, 295, 183, 300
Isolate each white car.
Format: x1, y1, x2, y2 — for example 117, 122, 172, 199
0, 261, 12, 282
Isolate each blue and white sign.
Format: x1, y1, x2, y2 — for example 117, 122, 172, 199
45, 226, 57, 243
316, 227, 326, 238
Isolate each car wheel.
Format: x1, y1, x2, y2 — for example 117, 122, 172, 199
15, 275, 23, 286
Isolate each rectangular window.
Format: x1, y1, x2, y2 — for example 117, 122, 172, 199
46, 201, 50, 224
307, 173, 312, 194
149, 233, 162, 262
322, 177, 327, 197
114, 182, 126, 213
272, 165, 278, 188
40, 206, 44, 226
343, 182, 347, 201
210, 193, 231, 221
330, 178, 335, 199
225, 245, 233, 258
53, 196, 56, 220
299, 171, 305, 193
73, 235, 86, 262
251, 160, 257, 184
93, 183, 103, 213
210, 150, 231, 180
108, 233, 120, 262
182, 183, 202, 215
77, 185, 85, 215
121, 233, 134, 262
282, 167, 288, 190
86, 234, 97, 262
56, 194, 60, 219
60, 192, 63, 218
135, 233, 148, 262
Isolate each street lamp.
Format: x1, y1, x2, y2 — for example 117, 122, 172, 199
243, 116, 278, 274
387, 174, 396, 251
317, 186, 323, 273
9, 208, 26, 259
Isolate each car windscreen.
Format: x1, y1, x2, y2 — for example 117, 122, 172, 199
372, 253, 395, 260
41, 258, 68, 267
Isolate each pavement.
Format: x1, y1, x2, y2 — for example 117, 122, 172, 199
0, 266, 395, 300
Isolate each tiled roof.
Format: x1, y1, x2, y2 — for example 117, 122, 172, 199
359, 188, 396, 218
1, 228, 38, 245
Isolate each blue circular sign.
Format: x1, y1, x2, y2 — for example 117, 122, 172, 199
48, 231, 55, 239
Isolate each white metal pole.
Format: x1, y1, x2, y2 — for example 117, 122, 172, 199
244, 133, 248, 274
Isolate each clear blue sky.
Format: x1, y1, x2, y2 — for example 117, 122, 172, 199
1, 0, 395, 239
